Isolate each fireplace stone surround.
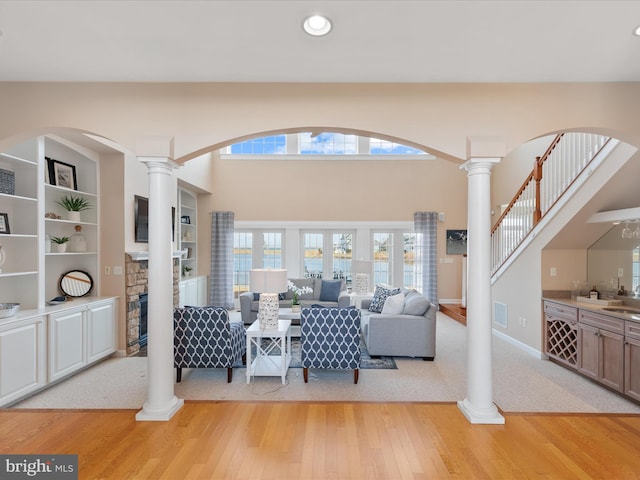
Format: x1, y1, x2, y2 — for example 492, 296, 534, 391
125, 254, 180, 356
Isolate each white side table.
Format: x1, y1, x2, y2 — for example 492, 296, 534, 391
246, 319, 292, 384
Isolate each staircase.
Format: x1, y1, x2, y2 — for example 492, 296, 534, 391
491, 132, 611, 277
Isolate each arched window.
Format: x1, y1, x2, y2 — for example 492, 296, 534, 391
226, 133, 430, 157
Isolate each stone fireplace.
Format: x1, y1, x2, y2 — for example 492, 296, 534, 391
125, 253, 180, 356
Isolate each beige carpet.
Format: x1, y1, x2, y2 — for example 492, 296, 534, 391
11, 313, 640, 413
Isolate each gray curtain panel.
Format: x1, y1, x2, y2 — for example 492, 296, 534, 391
210, 211, 235, 309
414, 212, 438, 306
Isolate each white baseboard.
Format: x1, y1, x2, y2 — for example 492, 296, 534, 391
438, 298, 461, 304
492, 328, 544, 359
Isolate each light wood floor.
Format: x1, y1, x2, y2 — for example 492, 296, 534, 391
2, 401, 640, 479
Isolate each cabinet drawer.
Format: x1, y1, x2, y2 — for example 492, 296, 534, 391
579, 310, 624, 334
544, 301, 577, 322
626, 321, 640, 341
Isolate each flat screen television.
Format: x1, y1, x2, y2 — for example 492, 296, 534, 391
134, 195, 149, 243
134, 195, 176, 243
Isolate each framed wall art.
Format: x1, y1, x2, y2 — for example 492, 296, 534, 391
46, 157, 78, 190
446, 229, 467, 255
0, 213, 10, 234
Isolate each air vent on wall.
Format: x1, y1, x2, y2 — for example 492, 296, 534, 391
494, 302, 508, 328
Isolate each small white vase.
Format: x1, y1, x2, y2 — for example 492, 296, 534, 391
56, 243, 68, 253
67, 211, 81, 222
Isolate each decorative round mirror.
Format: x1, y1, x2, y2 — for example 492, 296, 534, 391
59, 270, 93, 297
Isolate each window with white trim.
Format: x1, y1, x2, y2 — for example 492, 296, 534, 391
225, 133, 430, 157
233, 230, 283, 298
373, 232, 392, 286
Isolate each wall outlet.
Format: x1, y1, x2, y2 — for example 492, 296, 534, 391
550, 267, 557, 277
113, 266, 123, 275
519, 316, 527, 327
618, 267, 624, 277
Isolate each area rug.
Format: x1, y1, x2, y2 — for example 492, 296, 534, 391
263, 337, 397, 370
143, 338, 397, 369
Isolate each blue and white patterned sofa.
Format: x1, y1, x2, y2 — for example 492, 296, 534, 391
239, 277, 351, 325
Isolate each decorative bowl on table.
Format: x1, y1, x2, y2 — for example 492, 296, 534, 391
0, 303, 20, 318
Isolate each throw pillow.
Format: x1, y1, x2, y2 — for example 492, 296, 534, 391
402, 291, 430, 316
382, 292, 405, 314
368, 285, 401, 313
319, 279, 342, 302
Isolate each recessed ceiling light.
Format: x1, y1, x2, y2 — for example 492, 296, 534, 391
635, 25, 640, 36
303, 15, 332, 37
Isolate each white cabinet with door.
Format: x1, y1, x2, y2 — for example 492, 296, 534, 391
48, 305, 85, 382
179, 275, 208, 307
0, 315, 46, 406
87, 299, 118, 363
48, 297, 117, 383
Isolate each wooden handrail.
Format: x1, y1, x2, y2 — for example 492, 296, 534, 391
491, 133, 564, 234
491, 171, 535, 235
491, 132, 611, 276
537, 133, 564, 166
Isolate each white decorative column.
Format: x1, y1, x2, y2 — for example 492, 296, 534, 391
136, 154, 184, 422
458, 157, 504, 425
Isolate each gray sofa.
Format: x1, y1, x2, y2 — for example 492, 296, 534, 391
360, 288, 436, 360
239, 277, 350, 325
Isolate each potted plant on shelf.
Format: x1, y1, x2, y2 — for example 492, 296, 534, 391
55, 195, 91, 222
51, 236, 70, 253
182, 265, 192, 278
287, 280, 313, 312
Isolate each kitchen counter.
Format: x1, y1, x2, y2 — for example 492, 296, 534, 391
542, 296, 640, 323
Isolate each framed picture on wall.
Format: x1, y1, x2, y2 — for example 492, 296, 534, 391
446, 229, 467, 255
0, 213, 9, 234
46, 157, 78, 190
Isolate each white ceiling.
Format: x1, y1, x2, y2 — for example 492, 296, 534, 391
0, 0, 639, 82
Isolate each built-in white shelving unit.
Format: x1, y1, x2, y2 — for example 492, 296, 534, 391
178, 187, 197, 279
0, 139, 41, 308
0, 135, 100, 308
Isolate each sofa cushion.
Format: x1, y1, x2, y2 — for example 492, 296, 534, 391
382, 292, 405, 314
402, 290, 430, 316
319, 279, 342, 302
369, 285, 401, 313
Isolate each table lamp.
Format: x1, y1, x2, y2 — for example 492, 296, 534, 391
351, 260, 372, 295
250, 268, 288, 329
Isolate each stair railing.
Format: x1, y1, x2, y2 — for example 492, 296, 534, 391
491, 132, 611, 274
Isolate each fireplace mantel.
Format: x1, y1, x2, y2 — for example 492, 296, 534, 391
127, 251, 186, 261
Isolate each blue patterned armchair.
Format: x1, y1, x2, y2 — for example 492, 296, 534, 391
300, 306, 361, 384
174, 306, 246, 383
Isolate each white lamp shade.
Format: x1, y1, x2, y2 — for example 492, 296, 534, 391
250, 269, 288, 293
351, 260, 372, 274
